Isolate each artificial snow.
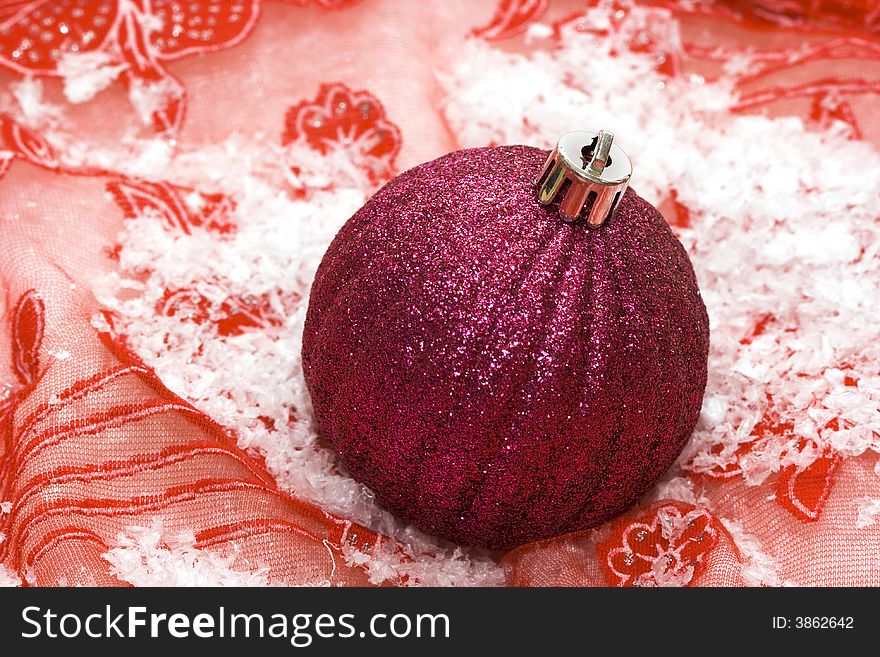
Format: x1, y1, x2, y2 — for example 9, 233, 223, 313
127, 78, 180, 127
856, 498, 880, 529
7, 78, 58, 125
56, 52, 128, 104
104, 521, 273, 587
720, 519, 791, 586
0, 2, 871, 586
0, 563, 20, 587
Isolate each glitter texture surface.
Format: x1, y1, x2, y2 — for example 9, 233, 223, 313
302, 145, 709, 549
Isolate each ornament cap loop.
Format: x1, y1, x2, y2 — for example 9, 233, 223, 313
534, 130, 633, 227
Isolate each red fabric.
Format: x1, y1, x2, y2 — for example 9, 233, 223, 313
1, 0, 879, 586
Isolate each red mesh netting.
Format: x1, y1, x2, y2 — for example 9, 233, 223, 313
0, 0, 878, 586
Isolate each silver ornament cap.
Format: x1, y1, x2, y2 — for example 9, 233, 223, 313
534, 130, 632, 227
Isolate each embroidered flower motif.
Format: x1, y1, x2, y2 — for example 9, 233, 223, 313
103, 176, 289, 338
157, 287, 286, 338
0, 1, 119, 74
717, 0, 880, 34
776, 439, 842, 522
713, 22, 880, 139
283, 82, 401, 183
599, 502, 720, 587
553, 1, 680, 76
0, 0, 260, 133
1, 290, 46, 450
810, 93, 861, 140
106, 177, 236, 236
657, 189, 692, 231
472, 0, 548, 40
147, 0, 260, 61
687, 393, 871, 523
0, 114, 60, 172
10, 290, 45, 388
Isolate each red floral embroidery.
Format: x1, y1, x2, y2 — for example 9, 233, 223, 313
0, 114, 60, 171
148, 0, 260, 61
839, 362, 860, 388
658, 189, 692, 231
283, 82, 401, 182
776, 439, 842, 522
11, 289, 45, 386
158, 287, 286, 337
0, 1, 119, 74
0, 290, 377, 584
810, 93, 861, 140
106, 178, 236, 235
689, 395, 867, 522
0, 1, 260, 133
104, 177, 287, 338
472, 0, 548, 40
682, 30, 880, 139
554, 1, 680, 77
599, 502, 719, 587
739, 312, 777, 345
717, 0, 880, 34
1, 290, 46, 458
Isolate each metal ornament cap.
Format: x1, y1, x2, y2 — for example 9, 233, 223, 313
535, 130, 633, 227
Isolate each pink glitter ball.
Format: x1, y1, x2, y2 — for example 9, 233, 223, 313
302, 145, 709, 549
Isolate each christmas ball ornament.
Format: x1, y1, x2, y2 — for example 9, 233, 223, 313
302, 131, 709, 549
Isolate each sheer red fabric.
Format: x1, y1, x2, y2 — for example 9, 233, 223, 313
0, 187, 379, 585
0, 0, 878, 586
